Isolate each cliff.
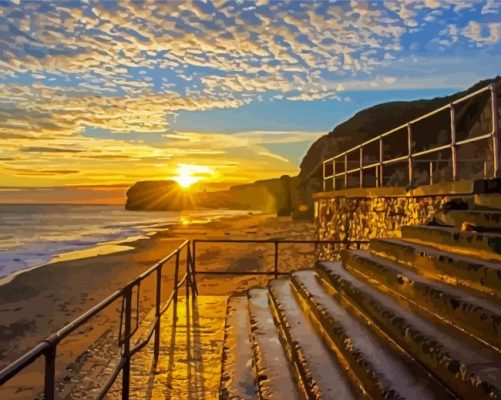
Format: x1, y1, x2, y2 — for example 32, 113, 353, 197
125, 181, 195, 211
126, 176, 293, 214
293, 76, 501, 218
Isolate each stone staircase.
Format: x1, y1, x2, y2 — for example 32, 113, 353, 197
219, 210, 501, 400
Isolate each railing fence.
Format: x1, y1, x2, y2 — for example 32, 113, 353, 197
322, 83, 500, 191
0, 238, 360, 399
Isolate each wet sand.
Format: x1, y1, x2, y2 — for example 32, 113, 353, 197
0, 213, 314, 398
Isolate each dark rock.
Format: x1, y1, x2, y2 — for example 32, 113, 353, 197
125, 180, 194, 211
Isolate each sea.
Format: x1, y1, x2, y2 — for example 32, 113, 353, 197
0, 204, 248, 282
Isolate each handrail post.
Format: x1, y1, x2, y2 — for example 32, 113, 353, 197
379, 137, 384, 187
429, 161, 434, 185
192, 241, 197, 280
43, 343, 56, 400
491, 83, 500, 178
359, 146, 363, 188
121, 286, 132, 400
274, 241, 279, 279
185, 246, 191, 313
153, 264, 162, 363
174, 250, 180, 305
332, 159, 336, 190
407, 124, 413, 187
187, 244, 196, 299
322, 161, 326, 192
450, 103, 458, 181
344, 154, 348, 189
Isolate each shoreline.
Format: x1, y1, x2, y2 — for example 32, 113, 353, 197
0, 213, 315, 399
0, 208, 252, 287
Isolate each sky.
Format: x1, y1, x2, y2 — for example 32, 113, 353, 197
0, 0, 500, 203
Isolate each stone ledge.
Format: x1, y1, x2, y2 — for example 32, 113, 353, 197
313, 179, 501, 200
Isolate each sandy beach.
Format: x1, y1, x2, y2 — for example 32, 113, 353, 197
0, 213, 314, 398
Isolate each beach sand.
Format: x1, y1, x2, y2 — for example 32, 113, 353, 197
0, 213, 315, 398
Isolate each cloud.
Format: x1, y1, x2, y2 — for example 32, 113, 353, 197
258, 151, 290, 163
5, 167, 80, 175
462, 21, 501, 45
0, 128, 323, 186
20, 146, 84, 153
0, 0, 499, 186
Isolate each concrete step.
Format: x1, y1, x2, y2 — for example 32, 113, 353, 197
370, 238, 501, 300
343, 250, 501, 350
247, 288, 298, 400
435, 210, 501, 230
220, 296, 256, 400
268, 278, 359, 400
290, 270, 450, 400
475, 193, 501, 210
402, 224, 501, 262
316, 261, 501, 400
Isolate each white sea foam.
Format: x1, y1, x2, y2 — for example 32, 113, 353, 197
0, 205, 249, 280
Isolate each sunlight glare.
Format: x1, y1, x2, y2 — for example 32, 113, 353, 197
173, 164, 213, 188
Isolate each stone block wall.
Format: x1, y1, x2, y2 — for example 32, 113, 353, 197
314, 192, 462, 260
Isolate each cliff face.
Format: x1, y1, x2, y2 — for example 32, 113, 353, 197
126, 176, 293, 214
292, 77, 500, 218
125, 181, 195, 211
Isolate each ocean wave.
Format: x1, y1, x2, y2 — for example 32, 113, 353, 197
0, 205, 248, 280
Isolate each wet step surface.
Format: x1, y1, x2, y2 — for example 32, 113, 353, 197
435, 210, 501, 230
291, 269, 450, 400
370, 238, 501, 299
401, 224, 501, 261
316, 262, 501, 400
105, 296, 228, 400
269, 278, 358, 400
343, 250, 501, 349
247, 288, 298, 400
220, 296, 256, 400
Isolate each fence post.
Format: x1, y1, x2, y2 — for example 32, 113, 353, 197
379, 137, 384, 187
429, 161, 434, 185
332, 159, 336, 190
491, 83, 500, 178
407, 124, 413, 186
450, 103, 458, 181
121, 286, 132, 400
322, 161, 326, 192
192, 241, 197, 280
274, 241, 279, 279
43, 343, 57, 400
186, 243, 196, 298
174, 250, 180, 305
344, 154, 348, 189
185, 246, 190, 298
153, 264, 162, 363
359, 146, 363, 188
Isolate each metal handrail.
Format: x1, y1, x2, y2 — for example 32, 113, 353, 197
322, 83, 500, 191
0, 240, 196, 400
192, 239, 368, 279
0, 238, 362, 399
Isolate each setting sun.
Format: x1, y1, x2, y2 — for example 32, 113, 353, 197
173, 164, 214, 188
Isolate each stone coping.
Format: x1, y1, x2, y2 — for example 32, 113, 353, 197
313, 179, 501, 199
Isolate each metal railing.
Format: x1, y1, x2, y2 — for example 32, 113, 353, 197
0, 238, 365, 399
0, 240, 197, 400
322, 82, 500, 191
191, 239, 368, 278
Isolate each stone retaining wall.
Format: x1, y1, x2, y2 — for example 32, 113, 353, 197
313, 179, 501, 259
313, 183, 477, 260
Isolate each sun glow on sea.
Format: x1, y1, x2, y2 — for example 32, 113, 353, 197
173, 164, 213, 188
